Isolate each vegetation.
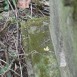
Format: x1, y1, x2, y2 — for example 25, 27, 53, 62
21, 16, 61, 77
0, 0, 60, 75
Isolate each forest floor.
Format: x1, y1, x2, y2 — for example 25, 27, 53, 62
0, 4, 60, 77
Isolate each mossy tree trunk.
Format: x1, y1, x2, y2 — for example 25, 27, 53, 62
49, 0, 77, 77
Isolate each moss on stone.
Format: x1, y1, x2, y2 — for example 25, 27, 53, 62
21, 16, 60, 77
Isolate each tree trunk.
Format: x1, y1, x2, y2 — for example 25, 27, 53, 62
49, 0, 77, 77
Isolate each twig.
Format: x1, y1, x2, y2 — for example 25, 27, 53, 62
14, 1, 23, 77
0, 41, 6, 48
10, 69, 20, 76
0, 20, 11, 33
0, 59, 15, 75
0, 59, 8, 64
7, 0, 15, 12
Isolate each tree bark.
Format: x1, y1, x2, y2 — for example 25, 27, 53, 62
49, 0, 77, 77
